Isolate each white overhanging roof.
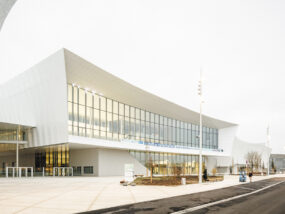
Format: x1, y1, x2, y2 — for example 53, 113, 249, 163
64, 49, 236, 129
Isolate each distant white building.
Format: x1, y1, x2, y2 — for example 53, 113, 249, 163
270, 154, 285, 173
231, 138, 271, 174
0, 49, 271, 176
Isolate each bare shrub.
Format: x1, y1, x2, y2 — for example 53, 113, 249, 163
245, 151, 262, 173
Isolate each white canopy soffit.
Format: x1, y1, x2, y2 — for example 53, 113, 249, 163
0, 122, 34, 131
64, 49, 237, 129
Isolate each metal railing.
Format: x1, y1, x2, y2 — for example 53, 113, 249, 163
5, 167, 33, 178
53, 167, 73, 176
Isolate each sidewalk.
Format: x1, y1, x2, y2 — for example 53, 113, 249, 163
0, 174, 284, 214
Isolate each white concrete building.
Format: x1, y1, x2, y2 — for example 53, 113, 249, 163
218, 137, 271, 174
0, 49, 271, 176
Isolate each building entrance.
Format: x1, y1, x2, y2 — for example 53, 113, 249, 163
35, 144, 69, 176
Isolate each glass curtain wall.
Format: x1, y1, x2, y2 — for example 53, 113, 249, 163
35, 144, 69, 175
0, 130, 25, 141
0, 130, 25, 153
67, 83, 218, 149
130, 150, 205, 175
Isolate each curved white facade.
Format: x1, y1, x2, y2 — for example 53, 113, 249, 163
0, 50, 68, 148
0, 0, 17, 31
0, 49, 271, 176
231, 137, 271, 174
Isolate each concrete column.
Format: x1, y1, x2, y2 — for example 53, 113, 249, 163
43, 167, 45, 177
12, 168, 15, 178
25, 168, 28, 177
31, 167, 33, 177
19, 167, 21, 178
16, 126, 20, 176
16, 142, 18, 175
6, 167, 8, 178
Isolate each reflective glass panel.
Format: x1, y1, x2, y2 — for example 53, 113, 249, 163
79, 89, 85, 105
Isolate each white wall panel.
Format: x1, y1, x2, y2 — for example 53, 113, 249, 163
70, 149, 99, 176
232, 137, 271, 166
98, 148, 146, 176
218, 125, 239, 155
0, 50, 68, 147
69, 148, 147, 177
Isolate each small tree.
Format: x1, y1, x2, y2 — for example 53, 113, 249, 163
212, 168, 217, 176
271, 159, 276, 173
245, 151, 262, 173
146, 157, 154, 183
182, 162, 187, 176
171, 164, 182, 178
231, 158, 234, 174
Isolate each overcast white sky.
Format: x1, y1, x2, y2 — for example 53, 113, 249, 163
0, 0, 284, 153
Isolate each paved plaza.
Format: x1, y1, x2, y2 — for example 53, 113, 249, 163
0, 174, 284, 214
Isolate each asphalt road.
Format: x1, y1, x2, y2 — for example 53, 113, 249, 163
80, 177, 285, 214
191, 178, 285, 214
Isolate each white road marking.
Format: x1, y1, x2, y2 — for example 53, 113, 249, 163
172, 180, 285, 214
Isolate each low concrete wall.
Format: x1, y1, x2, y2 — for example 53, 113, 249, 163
70, 149, 99, 176
97, 148, 147, 177
70, 148, 147, 177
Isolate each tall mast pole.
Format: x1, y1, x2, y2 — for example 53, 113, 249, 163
198, 69, 203, 183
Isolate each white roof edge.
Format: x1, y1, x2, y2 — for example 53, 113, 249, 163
234, 137, 267, 146
0, 140, 27, 144
63, 48, 237, 129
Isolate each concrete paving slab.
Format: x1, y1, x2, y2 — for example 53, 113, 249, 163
17, 207, 79, 214
0, 174, 284, 214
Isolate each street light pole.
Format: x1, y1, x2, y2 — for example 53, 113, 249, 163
198, 70, 203, 184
